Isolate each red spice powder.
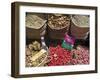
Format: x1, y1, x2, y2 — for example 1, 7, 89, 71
48, 45, 72, 66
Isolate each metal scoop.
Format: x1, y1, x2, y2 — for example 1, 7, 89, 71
40, 30, 49, 51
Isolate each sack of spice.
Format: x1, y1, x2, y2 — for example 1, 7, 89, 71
47, 14, 70, 39
26, 13, 47, 39
71, 15, 89, 39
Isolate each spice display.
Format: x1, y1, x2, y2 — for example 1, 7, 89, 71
48, 45, 71, 66
70, 45, 89, 65
48, 14, 70, 29
25, 13, 90, 67
26, 41, 89, 67
26, 41, 48, 67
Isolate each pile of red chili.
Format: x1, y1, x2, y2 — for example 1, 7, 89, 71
48, 45, 71, 66
48, 45, 89, 66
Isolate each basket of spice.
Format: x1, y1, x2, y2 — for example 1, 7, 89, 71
70, 15, 89, 39
47, 14, 70, 39
25, 41, 49, 67
26, 13, 47, 39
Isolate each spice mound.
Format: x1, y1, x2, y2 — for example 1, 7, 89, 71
70, 45, 89, 65
25, 41, 48, 67
48, 45, 71, 66
48, 14, 70, 30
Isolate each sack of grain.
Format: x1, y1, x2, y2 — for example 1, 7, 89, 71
26, 13, 47, 39
71, 15, 89, 39
47, 14, 70, 39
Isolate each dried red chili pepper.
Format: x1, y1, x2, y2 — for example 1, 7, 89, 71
48, 45, 71, 66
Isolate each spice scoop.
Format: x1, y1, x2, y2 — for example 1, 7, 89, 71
40, 31, 51, 64
40, 30, 49, 52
